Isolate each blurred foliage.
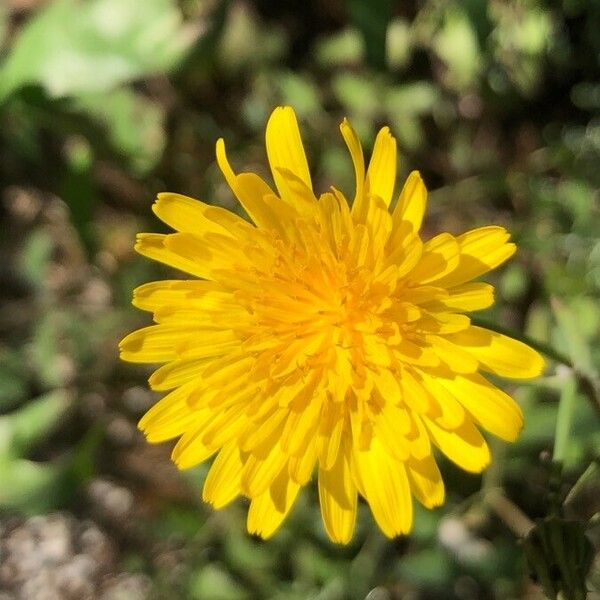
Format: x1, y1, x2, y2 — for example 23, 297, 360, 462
0, 0, 599, 598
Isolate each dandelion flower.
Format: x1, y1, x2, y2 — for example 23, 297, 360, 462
120, 106, 544, 543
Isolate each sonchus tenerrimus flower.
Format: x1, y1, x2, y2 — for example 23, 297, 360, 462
120, 106, 544, 543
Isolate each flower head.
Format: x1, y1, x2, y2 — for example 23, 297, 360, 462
120, 107, 544, 543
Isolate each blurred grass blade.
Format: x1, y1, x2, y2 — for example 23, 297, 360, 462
551, 298, 595, 378
2, 389, 70, 457
552, 372, 577, 465
0, 456, 65, 514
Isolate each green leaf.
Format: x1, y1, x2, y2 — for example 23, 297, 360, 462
396, 547, 453, 586
29, 312, 69, 389
552, 299, 596, 377
0, 0, 193, 102
74, 88, 166, 175
434, 8, 482, 90
347, 0, 392, 70
0, 350, 29, 412
1, 389, 70, 457
188, 565, 251, 600
0, 456, 65, 513
19, 230, 53, 288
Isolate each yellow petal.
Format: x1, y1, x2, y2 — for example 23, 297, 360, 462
392, 170, 427, 234
265, 106, 313, 201
240, 408, 288, 453
407, 455, 445, 508
416, 370, 466, 429
430, 282, 495, 312
416, 312, 471, 335
171, 416, 219, 469
132, 280, 224, 312
120, 325, 184, 363
353, 437, 413, 537
241, 420, 288, 496
203, 442, 244, 508
318, 441, 357, 544
148, 358, 208, 391
135, 233, 211, 279
435, 226, 516, 288
439, 373, 524, 442
274, 167, 318, 211
152, 192, 250, 238
247, 468, 300, 539
288, 440, 318, 485
409, 233, 460, 285
280, 397, 323, 455
426, 334, 479, 374
365, 126, 397, 207
215, 138, 280, 228
138, 380, 200, 442
423, 416, 490, 473
340, 118, 365, 206
445, 326, 544, 379
374, 402, 411, 461
165, 231, 251, 275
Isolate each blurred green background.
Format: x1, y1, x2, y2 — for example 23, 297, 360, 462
0, 1, 599, 599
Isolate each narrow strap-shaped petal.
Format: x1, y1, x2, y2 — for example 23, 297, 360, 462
340, 118, 365, 209
215, 138, 279, 227
406, 454, 445, 508
203, 442, 244, 509
171, 416, 220, 469
392, 170, 427, 235
365, 126, 397, 207
434, 226, 516, 288
352, 437, 413, 537
153, 192, 251, 238
265, 106, 313, 202
138, 380, 202, 442
439, 372, 524, 442
247, 468, 300, 539
318, 440, 357, 544
444, 326, 544, 379
423, 416, 490, 473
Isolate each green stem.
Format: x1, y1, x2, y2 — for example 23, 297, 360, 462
553, 374, 577, 466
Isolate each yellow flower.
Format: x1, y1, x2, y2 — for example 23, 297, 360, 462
120, 106, 544, 543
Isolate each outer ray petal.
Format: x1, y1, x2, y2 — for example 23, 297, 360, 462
365, 127, 397, 207
429, 282, 495, 312
392, 170, 427, 234
318, 440, 357, 544
265, 106, 313, 202
135, 233, 212, 279
340, 118, 365, 208
215, 138, 280, 228
407, 454, 445, 508
423, 416, 491, 473
132, 280, 224, 312
409, 233, 460, 284
152, 192, 251, 238
203, 442, 244, 509
353, 438, 413, 537
138, 380, 202, 442
247, 468, 301, 539
171, 418, 219, 469
120, 325, 184, 363
445, 326, 545, 379
439, 373, 524, 442
434, 226, 516, 288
